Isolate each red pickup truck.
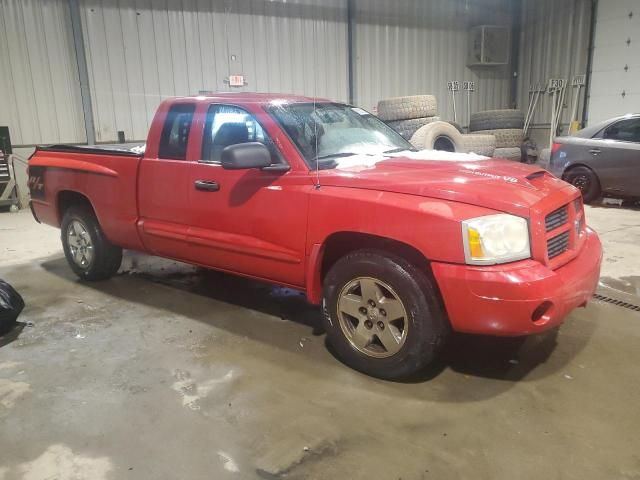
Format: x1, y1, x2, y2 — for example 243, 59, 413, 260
28, 93, 602, 379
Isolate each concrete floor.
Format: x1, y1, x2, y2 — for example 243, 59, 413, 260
1, 206, 640, 480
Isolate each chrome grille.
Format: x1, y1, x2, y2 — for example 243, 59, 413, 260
545, 205, 568, 232
547, 231, 570, 259
0, 156, 9, 181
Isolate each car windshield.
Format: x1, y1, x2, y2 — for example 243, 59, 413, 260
267, 102, 415, 169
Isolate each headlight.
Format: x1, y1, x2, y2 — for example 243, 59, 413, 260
462, 214, 530, 265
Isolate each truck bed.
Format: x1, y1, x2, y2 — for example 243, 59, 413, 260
29, 143, 145, 252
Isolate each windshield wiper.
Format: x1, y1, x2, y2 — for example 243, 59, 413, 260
316, 152, 360, 160
382, 147, 418, 154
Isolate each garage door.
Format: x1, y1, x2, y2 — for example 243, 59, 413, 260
588, 0, 640, 124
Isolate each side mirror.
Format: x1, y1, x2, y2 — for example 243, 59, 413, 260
221, 142, 272, 170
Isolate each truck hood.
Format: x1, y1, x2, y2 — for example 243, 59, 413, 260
318, 151, 574, 216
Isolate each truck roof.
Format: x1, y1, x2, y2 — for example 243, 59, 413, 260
170, 92, 333, 105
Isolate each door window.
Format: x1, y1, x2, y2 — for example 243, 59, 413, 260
158, 103, 196, 159
602, 118, 640, 143
201, 105, 282, 164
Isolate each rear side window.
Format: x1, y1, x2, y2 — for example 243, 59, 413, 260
158, 103, 196, 159
603, 118, 640, 143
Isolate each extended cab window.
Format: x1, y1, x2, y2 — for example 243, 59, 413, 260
201, 105, 282, 164
158, 103, 196, 160
603, 118, 640, 143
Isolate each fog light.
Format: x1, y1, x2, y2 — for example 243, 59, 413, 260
531, 301, 553, 322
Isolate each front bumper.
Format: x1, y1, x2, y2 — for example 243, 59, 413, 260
431, 228, 602, 336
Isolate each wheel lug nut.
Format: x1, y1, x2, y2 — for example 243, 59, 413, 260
377, 321, 384, 330
368, 300, 376, 307
380, 309, 386, 316
364, 320, 373, 329
359, 307, 367, 315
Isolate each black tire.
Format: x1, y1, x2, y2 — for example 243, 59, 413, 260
469, 109, 525, 131
377, 95, 438, 121
493, 146, 523, 161
385, 116, 440, 140
322, 249, 449, 380
564, 166, 601, 203
61, 206, 122, 281
472, 128, 524, 148
447, 121, 464, 134
459, 134, 496, 156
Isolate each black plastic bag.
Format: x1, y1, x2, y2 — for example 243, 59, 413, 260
0, 279, 25, 333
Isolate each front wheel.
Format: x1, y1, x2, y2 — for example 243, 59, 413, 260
322, 250, 449, 380
61, 206, 122, 281
564, 166, 601, 203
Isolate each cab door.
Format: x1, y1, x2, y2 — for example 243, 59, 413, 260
137, 102, 196, 259
185, 103, 310, 287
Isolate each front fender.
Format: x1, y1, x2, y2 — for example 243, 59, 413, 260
308, 186, 495, 262
304, 186, 497, 303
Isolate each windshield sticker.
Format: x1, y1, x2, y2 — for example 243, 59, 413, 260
351, 107, 370, 116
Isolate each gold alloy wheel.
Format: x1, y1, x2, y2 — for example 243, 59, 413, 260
337, 277, 408, 358
67, 220, 94, 269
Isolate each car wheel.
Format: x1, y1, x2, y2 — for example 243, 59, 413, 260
322, 249, 449, 380
564, 166, 601, 203
61, 206, 123, 281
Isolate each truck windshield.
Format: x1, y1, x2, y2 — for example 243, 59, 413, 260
268, 102, 415, 169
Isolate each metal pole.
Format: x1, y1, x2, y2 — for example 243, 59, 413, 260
452, 90, 457, 123
549, 89, 556, 146
467, 89, 471, 131
69, 0, 96, 145
510, 0, 522, 108
347, 0, 355, 105
582, 0, 598, 126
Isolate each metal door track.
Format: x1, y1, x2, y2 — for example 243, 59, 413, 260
593, 293, 640, 312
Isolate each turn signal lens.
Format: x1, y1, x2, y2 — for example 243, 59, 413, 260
468, 227, 484, 258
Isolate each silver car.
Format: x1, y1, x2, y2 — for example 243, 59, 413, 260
549, 114, 640, 203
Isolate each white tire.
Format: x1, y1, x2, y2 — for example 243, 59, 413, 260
472, 129, 523, 148
385, 116, 440, 140
409, 121, 463, 152
377, 95, 438, 121
459, 134, 496, 157
493, 147, 522, 161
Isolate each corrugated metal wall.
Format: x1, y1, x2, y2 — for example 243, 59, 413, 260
517, 0, 592, 131
352, 0, 514, 123
0, 0, 86, 145
80, 0, 349, 142
0, 0, 595, 146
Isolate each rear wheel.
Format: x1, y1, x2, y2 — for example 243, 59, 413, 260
564, 166, 601, 203
61, 206, 122, 280
322, 250, 449, 380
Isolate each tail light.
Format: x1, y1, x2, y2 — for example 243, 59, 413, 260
551, 142, 562, 154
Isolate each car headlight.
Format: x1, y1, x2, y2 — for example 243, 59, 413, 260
462, 214, 530, 265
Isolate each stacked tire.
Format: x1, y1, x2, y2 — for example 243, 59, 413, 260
377, 95, 440, 140
409, 121, 496, 157
468, 109, 525, 161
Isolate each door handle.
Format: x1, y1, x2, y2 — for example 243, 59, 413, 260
194, 180, 220, 192
589, 149, 601, 155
